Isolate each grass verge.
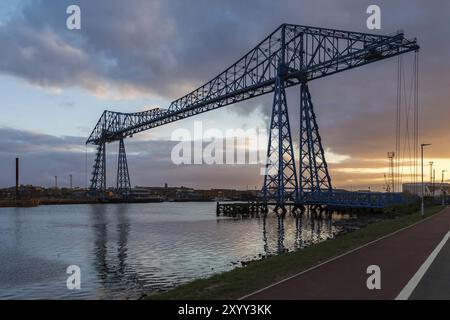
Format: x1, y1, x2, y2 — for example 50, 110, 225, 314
146, 205, 445, 300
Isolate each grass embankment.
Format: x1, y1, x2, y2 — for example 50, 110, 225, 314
146, 205, 444, 300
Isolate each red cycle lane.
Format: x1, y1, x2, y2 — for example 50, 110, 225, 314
243, 207, 450, 300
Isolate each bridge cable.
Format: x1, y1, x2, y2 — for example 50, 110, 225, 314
414, 50, 420, 194
399, 53, 416, 189
395, 56, 402, 192
85, 144, 88, 190
394, 51, 419, 193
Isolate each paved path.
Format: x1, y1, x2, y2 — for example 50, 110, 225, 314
243, 207, 450, 300
410, 237, 450, 300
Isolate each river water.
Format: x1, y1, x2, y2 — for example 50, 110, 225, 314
0, 202, 361, 299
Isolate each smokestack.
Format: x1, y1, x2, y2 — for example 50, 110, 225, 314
15, 157, 19, 200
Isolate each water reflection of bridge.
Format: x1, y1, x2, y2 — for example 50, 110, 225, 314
89, 204, 144, 299
264, 211, 336, 255
218, 209, 339, 256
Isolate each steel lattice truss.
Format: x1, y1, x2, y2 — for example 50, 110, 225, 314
116, 139, 131, 196
90, 143, 106, 194
86, 23, 419, 208
299, 83, 332, 194
262, 76, 298, 207
86, 24, 418, 144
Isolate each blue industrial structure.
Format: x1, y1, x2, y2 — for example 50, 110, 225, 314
90, 142, 106, 194
299, 83, 332, 194
86, 24, 419, 210
116, 139, 131, 197
261, 75, 298, 212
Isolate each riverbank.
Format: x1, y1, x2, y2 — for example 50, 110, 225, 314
146, 205, 444, 300
0, 197, 166, 207
0, 199, 40, 207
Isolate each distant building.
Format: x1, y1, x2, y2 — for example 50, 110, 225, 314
132, 185, 257, 201
402, 182, 450, 197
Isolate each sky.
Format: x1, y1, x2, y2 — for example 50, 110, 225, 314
0, 0, 450, 190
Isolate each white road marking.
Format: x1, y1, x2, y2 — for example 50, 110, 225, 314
396, 230, 450, 300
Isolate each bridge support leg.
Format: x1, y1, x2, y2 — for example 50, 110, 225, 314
299, 83, 332, 199
261, 76, 298, 211
116, 138, 131, 198
90, 141, 106, 197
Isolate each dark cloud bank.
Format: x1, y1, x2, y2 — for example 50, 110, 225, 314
1, 0, 450, 188
0, 127, 264, 189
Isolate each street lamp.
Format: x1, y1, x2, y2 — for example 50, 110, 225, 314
433, 169, 436, 197
429, 162, 434, 185
442, 170, 447, 206
421, 143, 431, 217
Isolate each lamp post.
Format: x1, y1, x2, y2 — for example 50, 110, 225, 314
429, 161, 434, 197
442, 170, 447, 206
433, 169, 436, 197
429, 162, 434, 185
421, 144, 431, 217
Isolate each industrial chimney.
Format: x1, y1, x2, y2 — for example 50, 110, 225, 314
15, 157, 19, 200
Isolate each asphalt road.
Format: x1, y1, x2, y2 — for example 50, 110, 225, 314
410, 239, 450, 300
242, 207, 450, 300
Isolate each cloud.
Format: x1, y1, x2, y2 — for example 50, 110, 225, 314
0, 127, 265, 189
1, 1, 450, 190
0, 0, 284, 99
0, 125, 445, 191
1, 0, 443, 100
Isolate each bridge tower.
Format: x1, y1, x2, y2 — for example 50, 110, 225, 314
261, 75, 298, 212
90, 141, 106, 196
261, 25, 299, 213
262, 25, 331, 212
298, 83, 332, 195
116, 138, 131, 197
89, 138, 132, 198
